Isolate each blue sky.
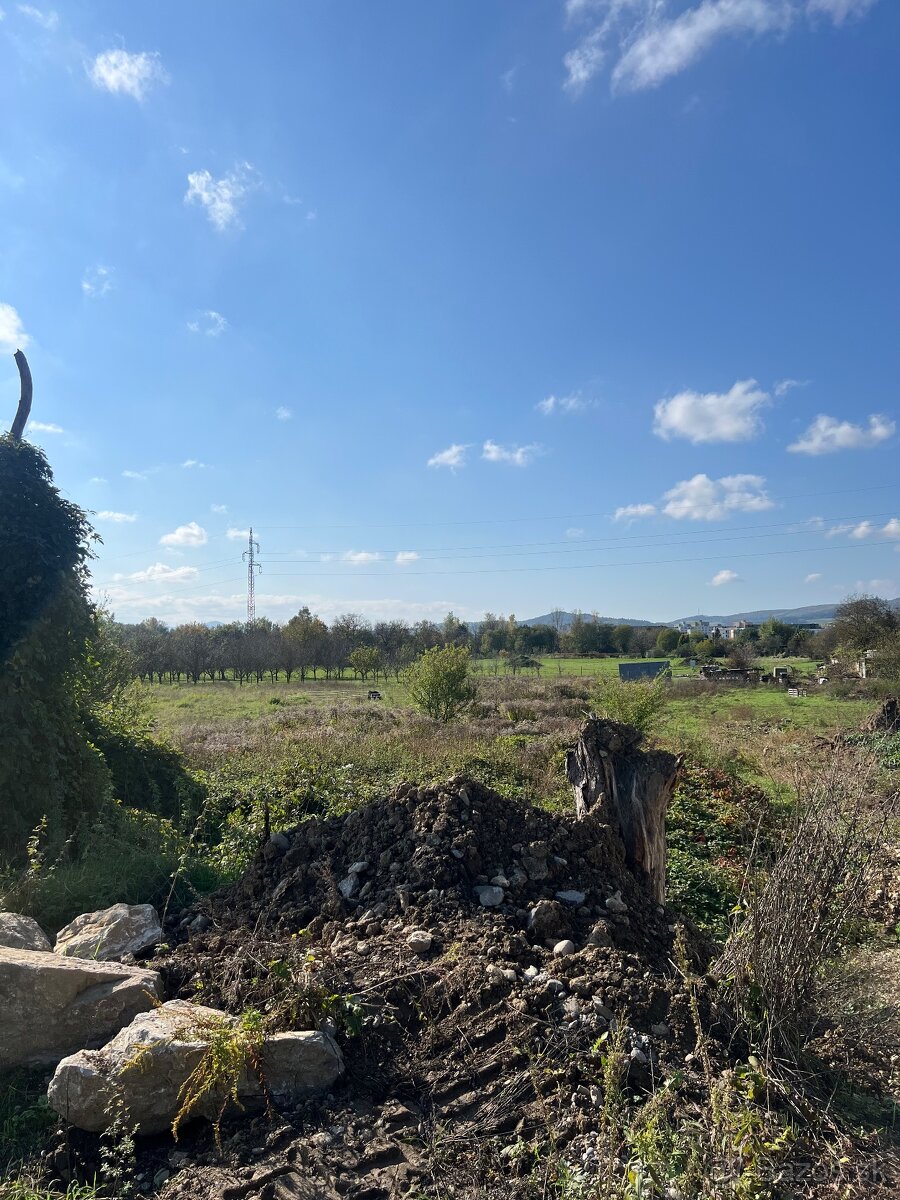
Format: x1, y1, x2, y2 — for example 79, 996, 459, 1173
2, 0, 898, 625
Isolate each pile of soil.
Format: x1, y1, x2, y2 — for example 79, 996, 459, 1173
47, 775, 899, 1198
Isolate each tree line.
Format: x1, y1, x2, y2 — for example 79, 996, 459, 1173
106, 606, 844, 686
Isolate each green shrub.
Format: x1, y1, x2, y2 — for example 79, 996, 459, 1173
593, 673, 669, 734
404, 644, 476, 722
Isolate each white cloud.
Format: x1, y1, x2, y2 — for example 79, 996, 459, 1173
395, 551, 420, 566
662, 473, 774, 520
211, 503, 228, 514
854, 577, 898, 595
565, 527, 586, 539
17, 5, 57, 30
0, 302, 29, 351
482, 439, 541, 467
342, 550, 381, 565
187, 310, 227, 337
653, 378, 769, 443
711, 568, 740, 586
81, 264, 113, 299
122, 469, 147, 480
614, 503, 657, 522
226, 527, 250, 541
89, 477, 108, 484
805, 573, 822, 583
159, 521, 207, 547
536, 393, 592, 415
96, 511, 137, 523
27, 420, 63, 434
428, 443, 469, 470
829, 518, 900, 540
788, 413, 895, 455
807, 0, 877, 24
612, 1, 791, 94
774, 377, 808, 396
185, 164, 258, 232
88, 49, 167, 100
119, 563, 199, 584
561, 0, 877, 97
276, 406, 292, 420
182, 459, 207, 469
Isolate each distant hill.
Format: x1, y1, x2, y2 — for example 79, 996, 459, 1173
520, 600, 900, 630
520, 612, 657, 628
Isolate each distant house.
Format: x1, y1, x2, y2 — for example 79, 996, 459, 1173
618, 660, 671, 682
723, 620, 756, 641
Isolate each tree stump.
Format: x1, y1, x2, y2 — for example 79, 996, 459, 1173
865, 698, 900, 734
565, 719, 681, 905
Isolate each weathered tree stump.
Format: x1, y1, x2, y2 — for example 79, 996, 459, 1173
566, 719, 681, 904
865, 698, 900, 734
10, 350, 32, 441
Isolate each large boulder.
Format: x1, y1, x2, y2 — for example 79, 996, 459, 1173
48, 1000, 344, 1135
55, 904, 162, 961
0, 946, 161, 1070
0, 912, 52, 952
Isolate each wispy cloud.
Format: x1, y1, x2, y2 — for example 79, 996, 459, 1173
276, 406, 292, 420
81, 264, 114, 299
614, 502, 658, 522
482, 439, 541, 467
17, 5, 58, 31
788, 413, 894, 455
88, 49, 167, 100
27, 420, 63, 434
89, 477, 108, 485
122, 469, 147, 481
187, 310, 227, 337
395, 551, 420, 566
185, 163, 258, 232
342, 550, 381, 565
663, 473, 773, 520
226, 527, 250, 541
653, 378, 769, 443
159, 521, 207, 547
182, 459, 207, 469
805, 573, 822, 583
96, 511, 137, 523
774, 377, 808, 396
711, 568, 740, 586
428, 443, 469, 470
565, 527, 587, 539
0, 302, 29, 351
562, 0, 878, 96
536, 393, 592, 415
211, 503, 228, 514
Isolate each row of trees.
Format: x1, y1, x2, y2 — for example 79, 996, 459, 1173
107, 597, 900, 687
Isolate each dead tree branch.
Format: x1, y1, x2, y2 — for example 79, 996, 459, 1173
10, 350, 33, 441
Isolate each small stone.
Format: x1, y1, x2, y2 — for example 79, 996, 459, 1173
406, 930, 432, 954
355, 941, 368, 955
475, 885, 504, 908
338, 875, 359, 900
490, 875, 510, 888
0, 913, 52, 953
523, 965, 540, 981
651, 1023, 670, 1038
153, 1170, 170, 1189
605, 891, 628, 915
629, 1047, 648, 1065
592, 998, 614, 1021
349, 861, 369, 875
552, 939, 575, 957
189, 914, 211, 934
268, 832, 290, 852
501, 968, 517, 983
555, 890, 586, 906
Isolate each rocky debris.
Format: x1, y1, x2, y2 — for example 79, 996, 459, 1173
556, 889, 586, 906
474, 884, 504, 907
405, 929, 433, 954
0, 946, 161, 1070
553, 939, 576, 956
605, 890, 629, 915
55, 903, 162, 962
0, 911, 51, 952
48, 999, 343, 1135
527, 899, 573, 945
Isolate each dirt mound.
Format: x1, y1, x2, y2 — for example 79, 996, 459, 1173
112, 777, 710, 1198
